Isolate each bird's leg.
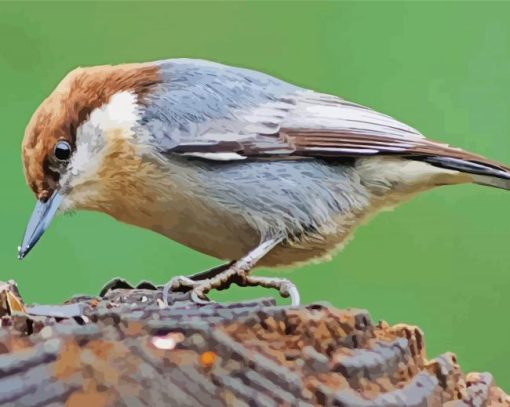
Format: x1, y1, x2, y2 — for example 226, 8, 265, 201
189, 238, 283, 304
189, 261, 236, 281
163, 237, 301, 305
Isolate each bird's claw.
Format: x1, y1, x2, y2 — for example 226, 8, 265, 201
275, 279, 301, 307
190, 288, 213, 305
243, 276, 301, 306
162, 263, 301, 307
162, 275, 200, 304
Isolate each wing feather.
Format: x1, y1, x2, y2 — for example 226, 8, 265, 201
146, 60, 509, 174
168, 92, 508, 172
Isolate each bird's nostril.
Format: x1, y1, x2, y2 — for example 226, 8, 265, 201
37, 190, 50, 202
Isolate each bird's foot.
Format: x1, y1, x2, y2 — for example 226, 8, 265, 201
162, 238, 293, 306
162, 275, 205, 304
163, 266, 242, 305
162, 266, 300, 306
242, 275, 301, 306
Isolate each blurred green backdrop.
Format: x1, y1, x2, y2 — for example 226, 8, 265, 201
0, 1, 509, 387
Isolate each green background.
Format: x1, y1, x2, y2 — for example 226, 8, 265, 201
1, 1, 509, 388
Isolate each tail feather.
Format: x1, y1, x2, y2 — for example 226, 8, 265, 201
418, 156, 510, 191
471, 174, 510, 191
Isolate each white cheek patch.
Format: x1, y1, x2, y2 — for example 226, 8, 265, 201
87, 91, 141, 133
61, 90, 141, 194
68, 142, 95, 177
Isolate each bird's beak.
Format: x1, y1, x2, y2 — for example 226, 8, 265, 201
18, 191, 63, 260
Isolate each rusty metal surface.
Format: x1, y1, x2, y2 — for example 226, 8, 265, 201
0, 280, 508, 407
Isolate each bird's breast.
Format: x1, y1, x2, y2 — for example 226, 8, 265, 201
99, 155, 262, 260
100, 154, 374, 266
85, 145, 441, 267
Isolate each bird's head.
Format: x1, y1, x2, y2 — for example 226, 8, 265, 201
19, 63, 160, 259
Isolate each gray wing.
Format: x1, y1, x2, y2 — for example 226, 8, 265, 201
140, 59, 507, 173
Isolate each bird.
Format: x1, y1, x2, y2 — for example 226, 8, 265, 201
18, 58, 510, 305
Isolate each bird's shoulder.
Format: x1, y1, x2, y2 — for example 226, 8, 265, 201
138, 59, 424, 157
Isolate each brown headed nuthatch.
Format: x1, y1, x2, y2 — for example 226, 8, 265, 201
18, 59, 510, 305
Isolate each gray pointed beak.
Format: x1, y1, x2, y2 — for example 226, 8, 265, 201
18, 191, 63, 260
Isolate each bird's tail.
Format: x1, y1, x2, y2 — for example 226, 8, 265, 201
420, 155, 510, 191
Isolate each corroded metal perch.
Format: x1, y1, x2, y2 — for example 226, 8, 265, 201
0, 279, 508, 407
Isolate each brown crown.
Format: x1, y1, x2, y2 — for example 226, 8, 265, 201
21, 62, 160, 200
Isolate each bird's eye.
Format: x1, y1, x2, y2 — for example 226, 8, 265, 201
53, 140, 72, 162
